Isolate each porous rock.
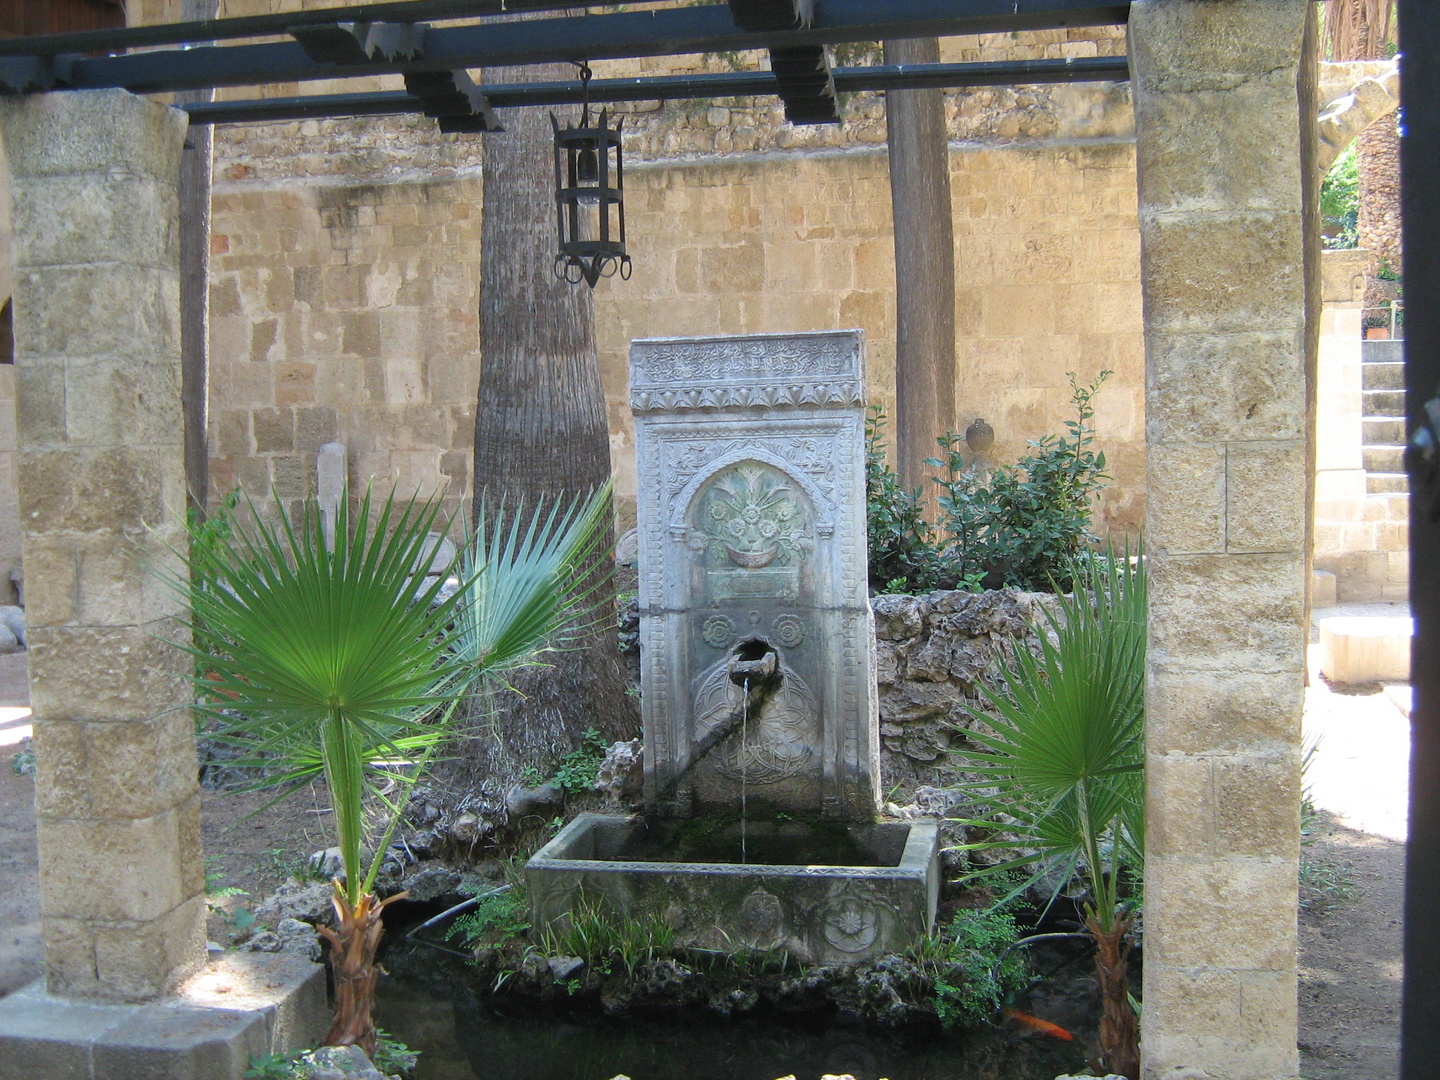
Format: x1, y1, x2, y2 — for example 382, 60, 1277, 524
400, 865, 462, 903
0, 605, 25, 647
594, 738, 644, 801
297, 1045, 394, 1080
254, 878, 335, 927
872, 589, 1050, 782
504, 780, 565, 819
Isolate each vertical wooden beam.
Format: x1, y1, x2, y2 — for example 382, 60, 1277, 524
884, 36, 956, 497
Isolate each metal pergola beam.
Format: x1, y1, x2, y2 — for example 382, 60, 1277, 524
0, 1, 1131, 97
181, 57, 1131, 126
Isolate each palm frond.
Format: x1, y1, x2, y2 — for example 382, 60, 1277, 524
453, 481, 615, 678
947, 539, 1146, 929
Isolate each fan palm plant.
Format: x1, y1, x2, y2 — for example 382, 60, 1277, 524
947, 542, 1145, 1079
175, 483, 611, 1054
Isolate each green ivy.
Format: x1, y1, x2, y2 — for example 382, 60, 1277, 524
554, 727, 609, 793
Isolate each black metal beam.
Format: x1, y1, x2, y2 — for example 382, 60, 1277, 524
11, 1, 1130, 97
180, 56, 1131, 126
0, 0, 674, 58
1398, 3, 1440, 1076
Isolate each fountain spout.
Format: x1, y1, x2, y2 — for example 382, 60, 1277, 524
727, 638, 781, 692
650, 639, 784, 804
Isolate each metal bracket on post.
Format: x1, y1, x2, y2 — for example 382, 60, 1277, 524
403, 68, 503, 133
726, 0, 838, 125
290, 21, 427, 65
0, 53, 76, 94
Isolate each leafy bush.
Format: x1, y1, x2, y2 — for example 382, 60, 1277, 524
910, 910, 1026, 1029
373, 1030, 420, 1078
1321, 143, 1359, 249
865, 372, 1113, 594
864, 405, 944, 594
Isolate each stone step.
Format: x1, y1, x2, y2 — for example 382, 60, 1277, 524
1364, 388, 1407, 417
1367, 472, 1410, 495
1361, 338, 1405, 365
1362, 361, 1406, 391
1363, 446, 1405, 474
1362, 416, 1406, 446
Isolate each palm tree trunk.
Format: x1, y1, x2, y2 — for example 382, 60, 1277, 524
317, 885, 407, 1056
1086, 911, 1139, 1080
454, 26, 638, 816
883, 37, 956, 499
1357, 114, 1402, 315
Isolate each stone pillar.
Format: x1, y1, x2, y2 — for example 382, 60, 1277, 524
0, 90, 205, 1001
1130, 4, 1315, 1079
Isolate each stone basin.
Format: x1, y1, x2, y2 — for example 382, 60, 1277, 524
525, 813, 940, 965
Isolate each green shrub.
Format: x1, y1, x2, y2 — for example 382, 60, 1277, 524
864, 405, 944, 594
865, 372, 1112, 594
1321, 144, 1358, 249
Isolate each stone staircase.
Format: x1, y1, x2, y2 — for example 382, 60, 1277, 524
1361, 339, 1407, 496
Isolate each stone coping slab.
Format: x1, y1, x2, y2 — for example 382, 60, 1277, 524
526, 813, 939, 965
1318, 615, 1413, 684
0, 951, 327, 1080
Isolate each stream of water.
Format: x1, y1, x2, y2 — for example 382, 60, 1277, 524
740, 675, 749, 865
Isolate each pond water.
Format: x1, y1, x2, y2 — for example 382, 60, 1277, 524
374, 949, 1086, 1080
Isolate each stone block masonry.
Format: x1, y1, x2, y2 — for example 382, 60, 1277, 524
0, 89, 205, 1001
1131, 2, 1315, 1078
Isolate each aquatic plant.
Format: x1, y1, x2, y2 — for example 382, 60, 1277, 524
947, 542, 1145, 1077
909, 909, 1027, 1029
173, 483, 611, 1054
541, 895, 677, 978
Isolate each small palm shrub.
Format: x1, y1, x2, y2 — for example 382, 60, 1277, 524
947, 542, 1145, 1078
172, 483, 611, 1054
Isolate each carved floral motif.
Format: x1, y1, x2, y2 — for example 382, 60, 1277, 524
696, 464, 813, 570
822, 897, 881, 954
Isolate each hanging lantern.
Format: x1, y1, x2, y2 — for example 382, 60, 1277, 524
552, 63, 631, 287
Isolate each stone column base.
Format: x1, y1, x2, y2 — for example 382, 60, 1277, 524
0, 952, 327, 1080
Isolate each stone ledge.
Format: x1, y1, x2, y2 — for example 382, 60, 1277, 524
0, 951, 327, 1080
1317, 615, 1413, 684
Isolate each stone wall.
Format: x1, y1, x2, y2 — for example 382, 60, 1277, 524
872, 589, 1055, 785
207, 171, 482, 524
200, 31, 1146, 536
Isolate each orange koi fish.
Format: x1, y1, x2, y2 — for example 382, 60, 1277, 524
1002, 1007, 1075, 1041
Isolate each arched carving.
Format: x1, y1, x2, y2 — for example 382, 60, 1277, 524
1317, 61, 1400, 174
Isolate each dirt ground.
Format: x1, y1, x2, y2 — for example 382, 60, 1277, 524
0, 649, 1413, 1080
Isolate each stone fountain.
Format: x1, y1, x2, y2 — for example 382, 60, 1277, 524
526, 331, 939, 964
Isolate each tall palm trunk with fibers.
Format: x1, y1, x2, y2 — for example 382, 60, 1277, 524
464, 26, 638, 808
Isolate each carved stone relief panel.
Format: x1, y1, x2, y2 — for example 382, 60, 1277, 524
630, 330, 879, 821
